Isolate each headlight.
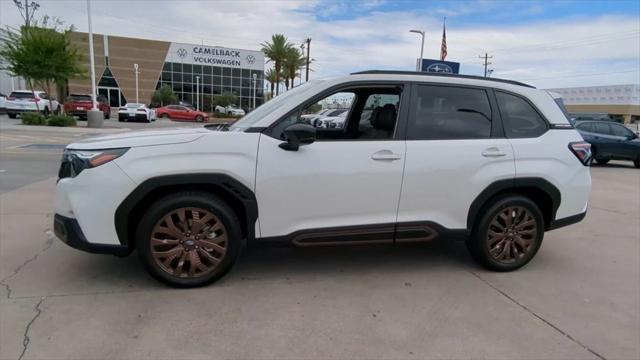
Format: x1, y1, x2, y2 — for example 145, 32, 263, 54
58, 148, 129, 179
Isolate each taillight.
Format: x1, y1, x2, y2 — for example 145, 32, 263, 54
569, 141, 592, 166
7, 97, 14, 101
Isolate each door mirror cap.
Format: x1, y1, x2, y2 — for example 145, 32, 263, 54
279, 123, 316, 151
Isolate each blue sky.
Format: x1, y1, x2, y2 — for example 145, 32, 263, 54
1, 0, 639, 88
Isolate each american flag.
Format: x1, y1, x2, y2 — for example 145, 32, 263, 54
440, 19, 447, 61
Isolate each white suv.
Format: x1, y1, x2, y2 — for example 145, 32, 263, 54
5, 90, 61, 118
54, 71, 592, 287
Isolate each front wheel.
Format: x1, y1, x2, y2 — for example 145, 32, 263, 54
467, 194, 544, 271
54, 106, 60, 115
595, 159, 609, 165
634, 160, 640, 168
136, 192, 241, 287
195, 115, 204, 122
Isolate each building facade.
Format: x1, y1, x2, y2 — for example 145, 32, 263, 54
68, 32, 265, 111
547, 84, 640, 123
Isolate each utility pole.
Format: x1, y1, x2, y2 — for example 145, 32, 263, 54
13, 0, 40, 27
479, 52, 493, 77
304, 37, 311, 82
134, 63, 140, 104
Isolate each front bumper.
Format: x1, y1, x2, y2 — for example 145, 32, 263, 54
54, 214, 130, 255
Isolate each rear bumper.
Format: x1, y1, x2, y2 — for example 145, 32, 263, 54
54, 214, 130, 255
547, 211, 587, 231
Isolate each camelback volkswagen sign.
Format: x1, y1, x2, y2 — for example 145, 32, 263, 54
165, 43, 264, 70
419, 58, 460, 74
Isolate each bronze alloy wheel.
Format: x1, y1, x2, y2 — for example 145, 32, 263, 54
150, 207, 227, 278
486, 206, 538, 264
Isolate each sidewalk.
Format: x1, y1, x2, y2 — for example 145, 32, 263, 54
0, 117, 129, 135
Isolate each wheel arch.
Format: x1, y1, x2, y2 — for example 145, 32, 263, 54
467, 178, 561, 231
114, 173, 258, 250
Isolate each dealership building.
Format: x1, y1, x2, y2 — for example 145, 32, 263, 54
67, 32, 265, 110
548, 84, 640, 124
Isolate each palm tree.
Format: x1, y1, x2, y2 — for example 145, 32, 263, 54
283, 47, 306, 89
265, 68, 279, 95
261, 34, 293, 95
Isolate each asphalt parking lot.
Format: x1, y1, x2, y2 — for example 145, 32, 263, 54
0, 114, 639, 360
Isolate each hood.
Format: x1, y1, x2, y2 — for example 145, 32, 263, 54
67, 127, 211, 150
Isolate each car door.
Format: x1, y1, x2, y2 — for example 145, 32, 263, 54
396, 84, 515, 237
255, 84, 408, 244
588, 122, 618, 158
608, 123, 638, 159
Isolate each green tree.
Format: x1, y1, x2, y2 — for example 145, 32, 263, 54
0, 18, 84, 110
283, 46, 305, 89
261, 34, 292, 96
152, 85, 178, 106
213, 92, 238, 108
265, 68, 280, 95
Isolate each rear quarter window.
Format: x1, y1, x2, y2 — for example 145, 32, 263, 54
496, 91, 547, 138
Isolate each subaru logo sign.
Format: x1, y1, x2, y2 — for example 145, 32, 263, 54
420, 59, 460, 74
177, 48, 188, 58
426, 63, 453, 73
246, 55, 256, 65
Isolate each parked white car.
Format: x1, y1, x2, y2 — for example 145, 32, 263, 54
215, 104, 245, 116
54, 71, 591, 287
5, 90, 61, 118
0, 92, 6, 113
118, 103, 156, 122
316, 110, 348, 128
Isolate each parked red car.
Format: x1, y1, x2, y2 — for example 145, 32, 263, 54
155, 105, 208, 122
63, 94, 110, 119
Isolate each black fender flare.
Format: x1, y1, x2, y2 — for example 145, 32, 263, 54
114, 173, 258, 248
466, 177, 561, 231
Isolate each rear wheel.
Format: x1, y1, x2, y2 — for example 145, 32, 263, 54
136, 192, 241, 287
467, 194, 544, 271
43, 107, 50, 116
634, 160, 640, 168
8, 113, 17, 119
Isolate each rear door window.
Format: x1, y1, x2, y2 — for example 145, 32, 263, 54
593, 123, 610, 135
408, 85, 492, 140
496, 91, 547, 138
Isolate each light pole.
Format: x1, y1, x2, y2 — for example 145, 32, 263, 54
195, 76, 200, 111
409, 29, 425, 71
86, 0, 102, 127
133, 63, 140, 103
252, 73, 257, 110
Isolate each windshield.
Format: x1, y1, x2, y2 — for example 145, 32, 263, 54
229, 81, 321, 131
69, 95, 92, 101
9, 92, 35, 99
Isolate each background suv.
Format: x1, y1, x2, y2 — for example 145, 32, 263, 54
54, 71, 591, 287
5, 90, 61, 118
63, 94, 111, 120
575, 120, 640, 168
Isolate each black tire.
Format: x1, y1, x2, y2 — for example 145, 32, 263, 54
595, 159, 609, 165
43, 107, 50, 116
195, 115, 204, 122
634, 160, 640, 168
467, 194, 544, 271
8, 113, 17, 119
54, 106, 60, 115
104, 111, 110, 119
136, 191, 241, 288
161, 113, 169, 119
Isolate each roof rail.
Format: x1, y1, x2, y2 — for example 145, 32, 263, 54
350, 70, 536, 89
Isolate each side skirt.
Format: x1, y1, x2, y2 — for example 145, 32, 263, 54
254, 222, 468, 247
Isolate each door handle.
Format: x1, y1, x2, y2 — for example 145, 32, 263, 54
371, 150, 401, 161
481, 147, 507, 157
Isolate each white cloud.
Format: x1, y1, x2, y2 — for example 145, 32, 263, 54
0, 0, 638, 88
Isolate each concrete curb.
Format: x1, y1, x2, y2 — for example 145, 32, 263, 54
0, 123, 129, 134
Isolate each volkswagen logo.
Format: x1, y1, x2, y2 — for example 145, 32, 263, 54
177, 48, 188, 59
246, 55, 256, 65
426, 63, 453, 73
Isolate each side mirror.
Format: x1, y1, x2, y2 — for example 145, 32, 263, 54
279, 123, 316, 151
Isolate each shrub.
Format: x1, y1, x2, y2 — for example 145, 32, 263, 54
47, 115, 77, 127
21, 112, 47, 125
